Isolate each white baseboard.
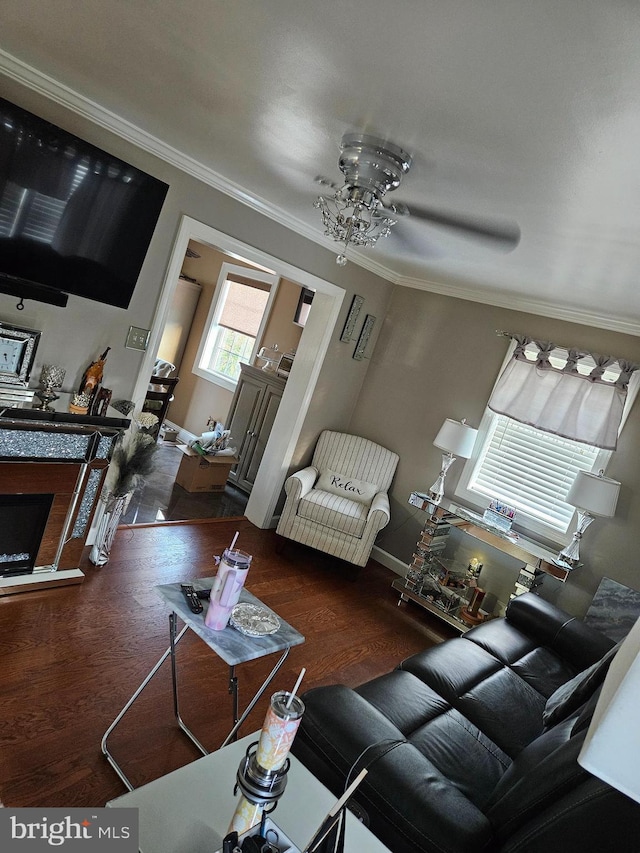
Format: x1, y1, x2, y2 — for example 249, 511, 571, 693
371, 545, 408, 578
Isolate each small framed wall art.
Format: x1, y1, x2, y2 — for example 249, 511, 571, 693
340, 294, 364, 342
0, 322, 41, 385
353, 314, 376, 361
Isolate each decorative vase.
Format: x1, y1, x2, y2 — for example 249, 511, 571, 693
89, 490, 131, 566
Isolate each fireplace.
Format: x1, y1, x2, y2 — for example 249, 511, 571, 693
0, 493, 54, 576
0, 408, 127, 595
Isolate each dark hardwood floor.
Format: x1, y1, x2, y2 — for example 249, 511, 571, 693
0, 518, 454, 808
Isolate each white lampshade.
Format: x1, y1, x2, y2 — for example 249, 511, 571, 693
578, 613, 640, 803
566, 471, 620, 518
433, 418, 478, 459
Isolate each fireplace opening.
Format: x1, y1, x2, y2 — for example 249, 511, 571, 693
0, 493, 55, 577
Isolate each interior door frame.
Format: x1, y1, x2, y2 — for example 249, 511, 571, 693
132, 215, 344, 528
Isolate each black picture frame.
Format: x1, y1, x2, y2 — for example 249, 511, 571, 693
0, 322, 41, 386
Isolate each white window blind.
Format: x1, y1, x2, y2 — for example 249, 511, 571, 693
218, 278, 270, 336
469, 414, 600, 531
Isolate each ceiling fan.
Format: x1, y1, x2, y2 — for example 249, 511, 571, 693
314, 132, 521, 265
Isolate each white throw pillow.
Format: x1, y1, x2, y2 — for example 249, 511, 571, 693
317, 469, 378, 504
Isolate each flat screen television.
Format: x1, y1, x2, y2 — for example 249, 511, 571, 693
0, 96, 169, 308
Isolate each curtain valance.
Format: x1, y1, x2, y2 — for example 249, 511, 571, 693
488, 334, 639, 450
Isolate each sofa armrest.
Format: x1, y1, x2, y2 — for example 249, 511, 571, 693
366, 490, 391, 530
506, 593, 615, 670
283, 465, 318, 501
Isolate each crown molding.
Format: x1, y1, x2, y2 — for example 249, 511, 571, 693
398, 274, 640, 337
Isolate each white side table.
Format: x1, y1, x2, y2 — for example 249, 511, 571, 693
107, 734, 391, 853
101, 580, 305, 791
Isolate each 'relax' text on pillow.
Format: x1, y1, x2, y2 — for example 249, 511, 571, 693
317, 469, 378, 504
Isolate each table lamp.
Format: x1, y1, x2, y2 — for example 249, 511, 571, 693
428, 418, 478, 504
578, 612, 640, 804
556, 470, 620, 567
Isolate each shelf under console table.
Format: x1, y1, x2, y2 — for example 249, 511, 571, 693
0, 406, 128, 595
394, 495, 569, 632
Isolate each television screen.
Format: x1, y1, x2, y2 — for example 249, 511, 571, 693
0, 97, 169, 308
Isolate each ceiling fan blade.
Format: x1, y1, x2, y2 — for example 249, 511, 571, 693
388, 223, 443, 259
389, 202, 521, 251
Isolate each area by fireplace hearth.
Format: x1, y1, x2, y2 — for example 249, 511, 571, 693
0, 493, 54, 577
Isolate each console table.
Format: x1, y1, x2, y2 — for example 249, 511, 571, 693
393, 494, 569, 632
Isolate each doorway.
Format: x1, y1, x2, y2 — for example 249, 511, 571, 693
131, 216, 344, 529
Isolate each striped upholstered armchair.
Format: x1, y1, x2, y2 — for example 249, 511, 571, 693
276, 430, 399, 567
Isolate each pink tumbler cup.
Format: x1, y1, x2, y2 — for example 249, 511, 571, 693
204, 548, 252, 630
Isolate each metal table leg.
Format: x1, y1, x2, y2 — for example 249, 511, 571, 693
170, 612, 208, 757
220, 646, 290, 748
101, 622, 190, 792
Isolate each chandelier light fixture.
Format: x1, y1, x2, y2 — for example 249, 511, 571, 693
314, 187, 399, 266
314, 133, 412, 266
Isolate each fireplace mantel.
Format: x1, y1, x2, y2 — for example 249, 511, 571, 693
0, 407, 128, 596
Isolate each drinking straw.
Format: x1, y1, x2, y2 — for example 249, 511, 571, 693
229, 531, 239, 551
285, 667, 306, 708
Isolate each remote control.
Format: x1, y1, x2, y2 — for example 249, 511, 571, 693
180, 583, 203, 614
196, 588, 211, 599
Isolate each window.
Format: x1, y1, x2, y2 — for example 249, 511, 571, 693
193, 263, 278, 391
457, 412, 605, 536
454, 341, 632, 540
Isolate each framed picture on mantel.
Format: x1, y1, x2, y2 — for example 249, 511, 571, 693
0, 322, 41, 385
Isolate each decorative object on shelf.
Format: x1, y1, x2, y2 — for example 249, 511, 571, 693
68, 392, 91, 415
466, 557, 483, 580
352, 314, 376, 361
483, 498, 516, 532
89, 417, 158, 566
555, 469, 621, 568
111, 399, 135, 416
0, 322, 41, 386
340, 294, 364, 342
276, 351, 295, 379
256, 343, 280, 372
34, 363, 66, 411
78, 346, 110, 410
578, 611, 640, 805
428, 418, 478, 504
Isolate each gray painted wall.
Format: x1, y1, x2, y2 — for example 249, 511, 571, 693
350, 287, 640, 618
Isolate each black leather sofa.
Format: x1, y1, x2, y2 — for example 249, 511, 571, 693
292, 593, 640, 853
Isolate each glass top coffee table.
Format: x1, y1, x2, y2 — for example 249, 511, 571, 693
107, 733, 391, 853
101, 579, 305, 791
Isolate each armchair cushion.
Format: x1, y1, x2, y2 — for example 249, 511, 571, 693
316, 469, 379, 503
298, 489, 369, 537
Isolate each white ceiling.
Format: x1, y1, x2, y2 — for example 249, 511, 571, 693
3, 0, 640, 333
